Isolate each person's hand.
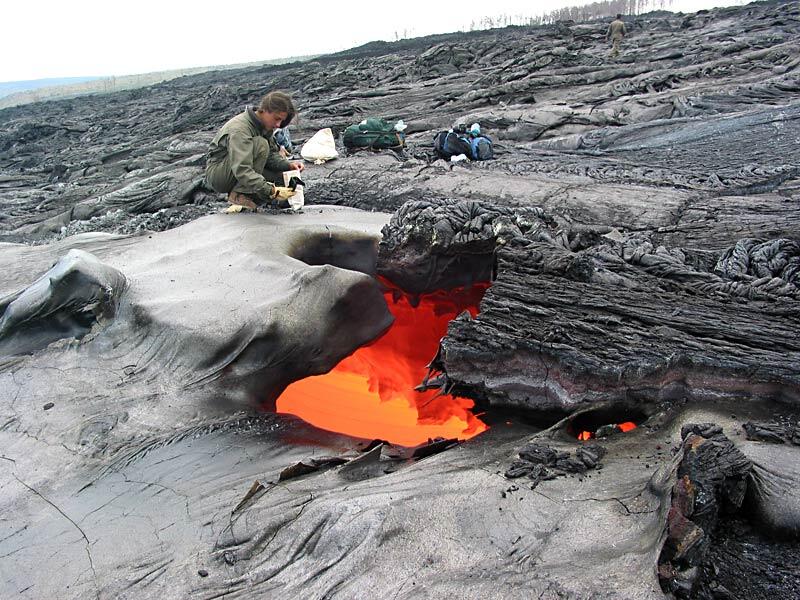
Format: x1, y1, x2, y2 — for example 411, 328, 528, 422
272, 186, 296, 201
289, 161, 304, 172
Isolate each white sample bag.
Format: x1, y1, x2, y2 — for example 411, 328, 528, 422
282, 171, 305, 211
300, 128, 339, 164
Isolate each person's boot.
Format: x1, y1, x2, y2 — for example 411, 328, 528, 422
227, 191, 258, 210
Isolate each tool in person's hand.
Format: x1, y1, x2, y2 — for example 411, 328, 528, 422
287, 177, 305, 191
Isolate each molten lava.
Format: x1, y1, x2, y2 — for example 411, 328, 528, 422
276, 282, 490, 447
577, 422, 637, 441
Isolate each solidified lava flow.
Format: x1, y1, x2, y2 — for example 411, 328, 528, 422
276, 282, 490, 446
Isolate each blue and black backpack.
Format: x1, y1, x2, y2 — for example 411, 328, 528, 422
434, 130, 494, 161
434, 131, 472, 160
469, 135, 494, 161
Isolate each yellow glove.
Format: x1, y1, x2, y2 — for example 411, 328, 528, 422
272, 186, 295, 201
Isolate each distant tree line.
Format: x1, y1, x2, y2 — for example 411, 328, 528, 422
459, 0, 745, 31
393, 0, 735, 41
530, 0, 672, 25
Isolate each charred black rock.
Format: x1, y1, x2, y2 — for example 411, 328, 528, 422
376, 198, 551, 294
743, 420, 800, 446
505, 442, 606, 488
659, 424, 753, 598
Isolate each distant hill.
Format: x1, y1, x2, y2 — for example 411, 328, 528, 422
0, 77, 102, 99
0, 56, 316, 110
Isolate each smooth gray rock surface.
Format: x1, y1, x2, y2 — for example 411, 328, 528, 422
1, 1, 800, 598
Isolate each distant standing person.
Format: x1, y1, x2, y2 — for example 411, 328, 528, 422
606, 14, 627, 58
205, 91, 304, 210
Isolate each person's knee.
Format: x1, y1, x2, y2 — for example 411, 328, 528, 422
205, 164, 235, 193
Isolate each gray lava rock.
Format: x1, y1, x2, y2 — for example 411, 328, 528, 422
2, 1, 800, 598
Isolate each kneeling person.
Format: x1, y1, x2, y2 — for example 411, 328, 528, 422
206, 91, 304, 209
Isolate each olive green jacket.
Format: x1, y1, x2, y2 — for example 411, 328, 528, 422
206, 107, 291, 201
607, 19, 627, 40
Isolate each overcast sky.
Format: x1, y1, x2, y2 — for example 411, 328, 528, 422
1, 0, 749, 82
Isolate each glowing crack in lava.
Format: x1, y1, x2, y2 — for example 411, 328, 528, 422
276, 282, 490, 446
578, 422, 637, 441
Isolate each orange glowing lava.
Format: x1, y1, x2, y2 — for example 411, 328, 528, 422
276, 282, 490, 446
577, 422, 638, 441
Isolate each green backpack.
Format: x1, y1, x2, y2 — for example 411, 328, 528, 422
342, 118, 405, 150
